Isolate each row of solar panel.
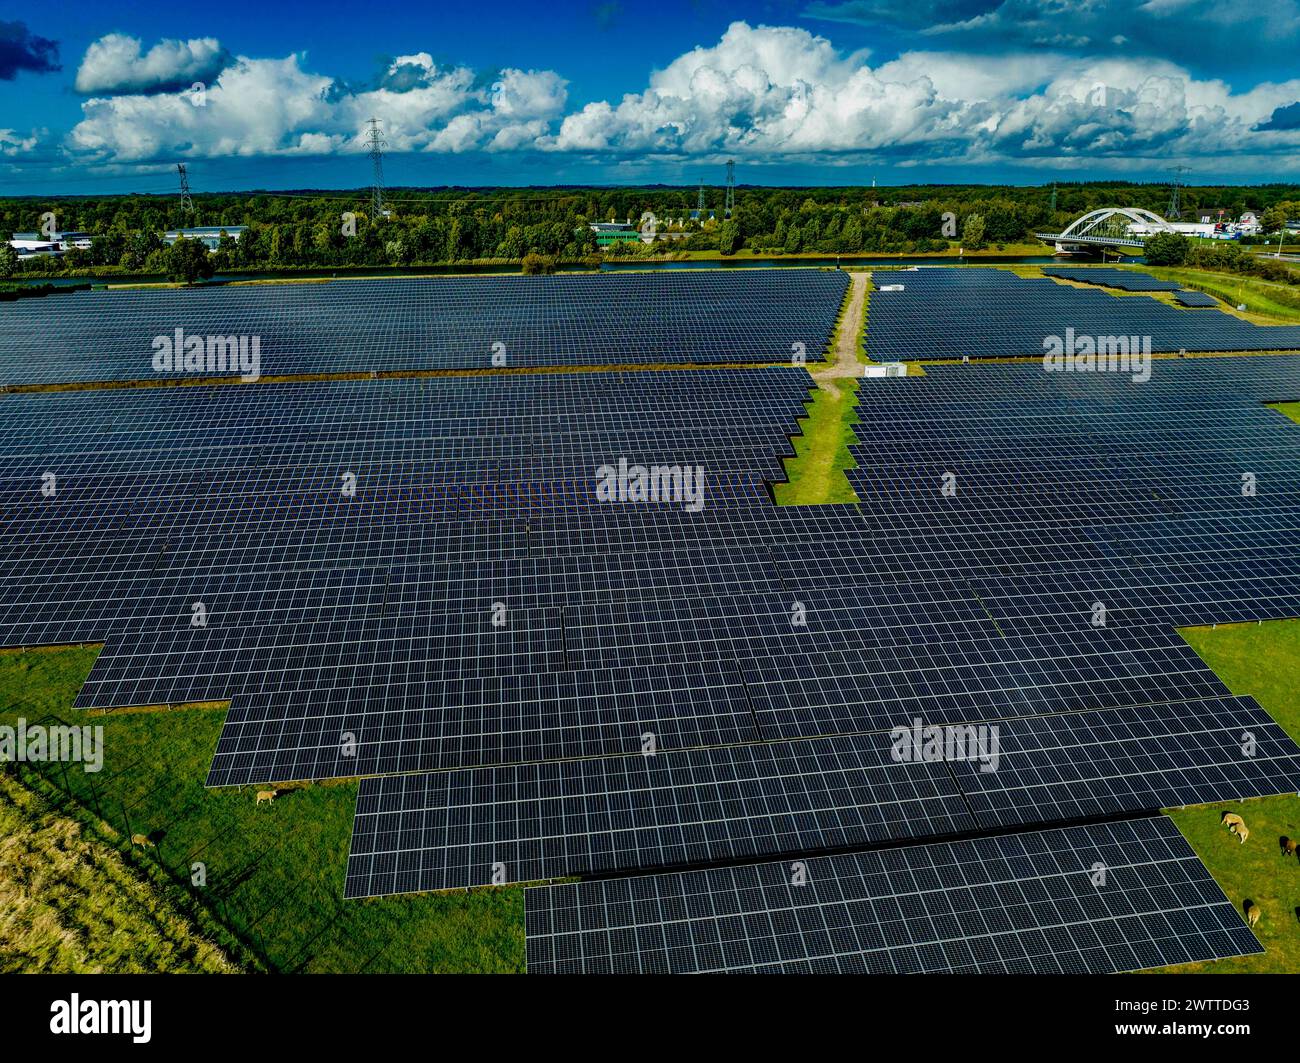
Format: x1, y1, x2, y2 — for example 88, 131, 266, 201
865, 269, 1300, 359
343, 694, 1300, 895
523, 815, 1261, 974
0, 271, 849, 383
200, 622, 1231, 786
1041, 267, 1183, 292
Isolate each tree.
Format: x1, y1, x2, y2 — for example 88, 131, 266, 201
521, 252, 556, 275
165, 236, 215, 284
719, 221, 742, 256
0, 242, 17, 278
1143, 232, 1189, 267
1260, 206, 1287, 235
961, 213, 986, 250
500, 225, 526, 260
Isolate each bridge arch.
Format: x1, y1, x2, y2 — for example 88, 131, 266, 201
1058, 207, 1175, 240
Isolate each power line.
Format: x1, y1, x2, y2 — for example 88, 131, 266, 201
177, 163, 195, 219
366, 118, 386, 220
1167, 165, 1190, 220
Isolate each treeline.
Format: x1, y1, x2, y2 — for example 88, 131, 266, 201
2, 182, 1298, 276
1145, 232, 1300, 284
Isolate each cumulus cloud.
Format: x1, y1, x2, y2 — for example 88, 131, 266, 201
806, 0, 1300, 64
546, 21, 1300, 166
75, 34, 232, 95
551, 22, 966, 155
69, 49, 568, 161
0, 128, 40, 155
61, 20, 1300, 173
0, 20, 59, 79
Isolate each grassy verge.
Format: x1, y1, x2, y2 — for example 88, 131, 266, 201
1270, 401, 1300, 426
773, 383, 861, 505
0, 771, 240, 973
0, 647, 524, 973
1156, 618, 1300, 973
665, 243, 1049, 261
1133, 266, 1300, 323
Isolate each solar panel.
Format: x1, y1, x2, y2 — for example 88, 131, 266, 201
206, 659, 761, 786
1174, 290, 1220, 308
524, 816, 1262, 974
865, 268, 1300, 360
0, 270, 849, 385
1042, 267, 1183, 292
344, 733, 976, 896
946, 696, 1300, 829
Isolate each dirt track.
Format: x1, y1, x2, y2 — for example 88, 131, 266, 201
813, 271, 869, 395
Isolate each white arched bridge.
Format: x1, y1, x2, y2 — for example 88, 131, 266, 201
1036, 207, 1177, 253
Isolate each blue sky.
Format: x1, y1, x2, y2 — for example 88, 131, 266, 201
4, 0, 1300, 193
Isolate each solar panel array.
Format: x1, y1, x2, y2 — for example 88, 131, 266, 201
1174, 290, 1220, 308
9, 267, 1298, 975
524, 816, 1262, 974
1042, 267, 1182, 292
866, 267, 1300, 360
0, 270, 848, 384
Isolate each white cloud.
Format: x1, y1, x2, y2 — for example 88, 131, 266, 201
550, 22, 1300, 165
69, 49, 569, 161
0, 128, 39, 155
75, 33, 231, 95
62, 21, 1300, 172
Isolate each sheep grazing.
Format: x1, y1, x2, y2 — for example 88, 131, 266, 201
1281, 836, 1297, 858
131, 833, 155, 848
1246, 902, 1261, 928
1222, 812, 1247, 841
256, 789, 277, 806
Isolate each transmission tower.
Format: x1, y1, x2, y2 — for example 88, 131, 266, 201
177, 163, 195, 218
1167, 166, 1190, 220
1049, 181, 1057, 213
697, 179, 705, 217
367, 117, 387, 219
724, 160, 735, 218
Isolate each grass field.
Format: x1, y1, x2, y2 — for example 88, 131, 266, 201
0, 647, 524, 973
0, 771, 239, 973
773, 383, 862, 505
1270, 401, 1300, 426
1156, 618, 1300, 973
1134, 265, 1300, 323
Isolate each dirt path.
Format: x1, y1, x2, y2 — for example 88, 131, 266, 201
813, 270, 869, 396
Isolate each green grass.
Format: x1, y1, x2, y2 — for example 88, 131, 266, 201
1270, 401, 1300, 426
0, 647, 524, 973
1134, 265, 1300, 323
1156, 618, 1300, 973
0, 771, 240, 973
773, 383, 862, 505
1180, 618, 1300, 746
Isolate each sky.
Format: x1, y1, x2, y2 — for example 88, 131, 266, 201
3, 0, 1300, 194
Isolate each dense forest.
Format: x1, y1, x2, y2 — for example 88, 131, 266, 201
2, 182, 1299, 277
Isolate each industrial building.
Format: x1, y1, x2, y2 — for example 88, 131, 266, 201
162, 226, 249, 250
8, 231, 93, 258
